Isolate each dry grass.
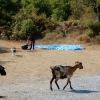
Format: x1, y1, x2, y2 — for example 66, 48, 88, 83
0, 40, 100, 82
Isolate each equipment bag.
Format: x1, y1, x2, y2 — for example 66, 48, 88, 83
21, 44, 28, 50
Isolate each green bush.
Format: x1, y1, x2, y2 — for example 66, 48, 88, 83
87, 22, 100, 38
86, 29, 94, 38
91, 36, 100, 44
86, 21, 100, 38
95, 36, 100, 44
51, 0, 71, 21
11, 9, 58, 40
85, 19, 94, 29
90, 22, 100, 37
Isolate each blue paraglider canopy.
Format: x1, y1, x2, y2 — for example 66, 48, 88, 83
35, 44, 84, 50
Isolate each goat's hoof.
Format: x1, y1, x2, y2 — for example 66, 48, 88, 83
63, 87, 65, 90
50, 88, 53, 91
71, 88, 73, 89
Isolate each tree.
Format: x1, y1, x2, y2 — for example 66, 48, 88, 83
21, 0, 52, 18
12, 9, 47, 40
70, 0, 86, 20
50, 0, 71, 21
0, 0, 20, 26
82, 0, 100, 21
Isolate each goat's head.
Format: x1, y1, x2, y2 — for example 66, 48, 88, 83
0, 65, 6, 76
75, 61, 83, 69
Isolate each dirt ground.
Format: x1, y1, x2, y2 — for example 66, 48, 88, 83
0, 39, 100, 82
0, 40, 100, 100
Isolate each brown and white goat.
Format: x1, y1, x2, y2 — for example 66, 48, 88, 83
50, 61, 83, 90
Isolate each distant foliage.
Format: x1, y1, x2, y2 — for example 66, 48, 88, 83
11, 9, 57, 40
90, 22, 100, 37
0, 0, 100, 43
50, 0, 71, 21
21, 0, 52, 18
85, 20, 94, 29
0, 0, 20, 26
70, 0, 85, 20
93, 36, 100, 44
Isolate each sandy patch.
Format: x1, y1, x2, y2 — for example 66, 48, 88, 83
0, 40, 100, 80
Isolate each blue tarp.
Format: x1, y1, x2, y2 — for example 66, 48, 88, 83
35, 44, 84, 50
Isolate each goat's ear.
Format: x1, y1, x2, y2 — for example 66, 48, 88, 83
0, 67, 4, 70
75, 61, 79, 64
0, 65, 4, 69
50, 66, 53, 70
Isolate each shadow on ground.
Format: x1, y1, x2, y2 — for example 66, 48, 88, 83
0, 47, 21, 53
0, 48, 9, 53
16, 55, 23, 57
69, 89, 99, 94
0, 96, 6, 98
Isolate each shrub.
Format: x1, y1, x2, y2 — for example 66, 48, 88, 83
43, 32, 63, 41
11, 10, 58, 40
86, 21, 100, 38
85, 19, 94, 29
91, 36, 100, 44
90, 22, 100, 37
86, 29, 94, 38
78, 34, 91, 42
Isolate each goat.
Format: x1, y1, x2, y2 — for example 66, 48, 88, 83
0, 65, 6, 76
50, 61, 83, 90
11, 47, 16, 56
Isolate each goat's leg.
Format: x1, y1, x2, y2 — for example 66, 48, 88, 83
69, 79, 73, 89
63, 79, 68, 90
50, 77, 55, 90
63, 78, 73, 90
55, 78, 60, 90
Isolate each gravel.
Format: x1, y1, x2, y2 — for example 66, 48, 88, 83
0, 75, 100, 100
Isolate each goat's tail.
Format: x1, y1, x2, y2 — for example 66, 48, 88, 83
50, 66, 55, 76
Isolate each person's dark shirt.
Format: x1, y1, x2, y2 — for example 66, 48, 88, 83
28, 36, 35, 43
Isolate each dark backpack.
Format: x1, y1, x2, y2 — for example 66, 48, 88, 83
21, 44, 28, 50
